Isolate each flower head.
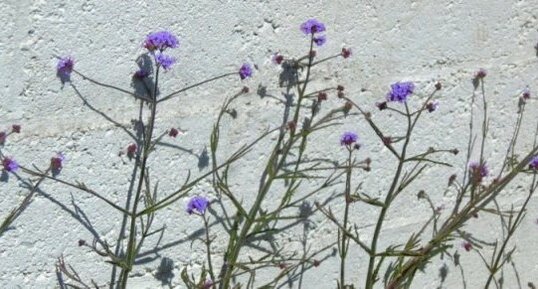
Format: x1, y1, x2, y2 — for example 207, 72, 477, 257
169, 128, 179, 138
463, 241, 472, 252
203, 280, 214, 289
187, 196, 209, 215
340, 131, 358, 147
529, 156, 538, 170
2, 157, 19, 172
127, 143, 137, 159
300, 19, 326, 35
155, 53, 176, 70
341, 48, 352, 59
57, 56, 74, 82
469, 161, 489, 183
313, 35, 327, 47
386, 81, 414, 103
272, 53, 284, 65
474, 68, 487, 79
376, 101, 388, 111
427, 100, 439, 113
522, 87, 531, 100
144, 31, 179, 52
11, 125, 21, 133
239, 63, 253, 80
51, 152, 65, 171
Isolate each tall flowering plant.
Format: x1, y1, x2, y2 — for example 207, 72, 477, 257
0, 18, 537, 289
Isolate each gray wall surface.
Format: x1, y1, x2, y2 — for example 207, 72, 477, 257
1, 0, 537, 288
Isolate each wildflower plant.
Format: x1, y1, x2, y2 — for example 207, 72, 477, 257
1, 17, 537, 289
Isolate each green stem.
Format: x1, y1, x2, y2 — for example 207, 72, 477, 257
484, 173, 537, 288
219, 35, 315, 289
119, 66, 160, 289
203, 214, 216, 283
340, 148, 353, 288
365, 104, 414, 289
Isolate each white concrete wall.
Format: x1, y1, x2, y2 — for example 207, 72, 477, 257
1, 0, 537, 288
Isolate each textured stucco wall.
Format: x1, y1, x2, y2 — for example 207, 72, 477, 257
1, 0, 538, 288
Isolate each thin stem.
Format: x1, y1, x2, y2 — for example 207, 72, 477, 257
364, 104, 412, 289
388, 147, 538, 288
157, 73, 236, 103
339, 148, 353, 288
119, 66, 160, 289
203, 214, 216, 283
484, 173, 538, 288
218, 34, 315, 289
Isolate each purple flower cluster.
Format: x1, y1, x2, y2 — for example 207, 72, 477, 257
239, 63, 253, 80
144, 31, 179, 52
144, 31, 179, 71
341, 48, 352, 59
57, 56, 74, 82
386, 81, 415, 103
2, 157, 19, 173
529, 156, 538, 170
12, 125, 21, 133
474, 68, 487, 79
300, 19, 327, 47
187, 196, 209, 215
300, 19, 326, 34
155, 53, 176, 70
340, 131, 358, 146
427, 100, 439, 113
469, 161, 489, 183
126, 143, 137, 159
313, 35, 327, 46
522, 87, 531, 100
51, 152, 65, 171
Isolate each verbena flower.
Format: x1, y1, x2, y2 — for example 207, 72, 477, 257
463, 241, 472, 252
376, 101, 388, 111
187, 196, 209, 215
169, 128, 179, 138
239, 63, 253, 80
386, 81, 415, 103
427, 100, 439, 113
51, 152, 65, 171
341, 48, 352, 58
57, 56, 74, 82
469, 161, 489, 183
155, 53, 176, 70
127, 143, 137, 159
11, 125, 21, 133
340, 131, 358, 146
203, 280, 214, 289
2, 157, 19, 172
300, 19, 326, 35
313, 35, 327, 46
144, 31, 179, 52
272, 53, 284, 65
474, 68, 487, 79
522, 87, 530, 100
529, 156, 538, 170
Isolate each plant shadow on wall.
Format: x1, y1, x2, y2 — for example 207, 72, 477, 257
1, 19, 538, 289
